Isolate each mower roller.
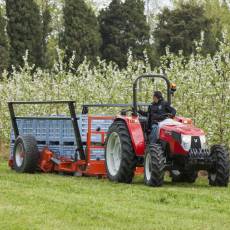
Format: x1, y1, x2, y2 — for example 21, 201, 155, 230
8, 74, 229, 187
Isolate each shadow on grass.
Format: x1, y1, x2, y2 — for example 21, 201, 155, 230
0, 158, 215, 190
163, 180, 210, 188
133, 175, 211, 189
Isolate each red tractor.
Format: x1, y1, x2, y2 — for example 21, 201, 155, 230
105, 74, 229, 186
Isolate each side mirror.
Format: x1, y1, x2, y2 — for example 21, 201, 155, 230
170, 83, 177, 94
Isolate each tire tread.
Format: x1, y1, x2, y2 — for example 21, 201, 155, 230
105, 121, 137, 183
13, 135, 39, 173
144, 144, 165, 187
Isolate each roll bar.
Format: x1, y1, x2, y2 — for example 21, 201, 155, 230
133, 74, 172, 116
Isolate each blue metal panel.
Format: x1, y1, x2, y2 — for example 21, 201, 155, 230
10, 115, 112, 160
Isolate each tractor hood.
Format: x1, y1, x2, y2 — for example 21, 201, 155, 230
160, 119, 205, 136
163, 125, 205, 136
159, 119, 207, 153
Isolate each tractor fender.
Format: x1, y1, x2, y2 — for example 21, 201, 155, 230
114, 115, 145, 156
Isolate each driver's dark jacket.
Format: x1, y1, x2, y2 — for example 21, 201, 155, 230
139, 99, 176, 128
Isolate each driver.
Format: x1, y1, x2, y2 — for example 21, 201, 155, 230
138, 91, 176, 144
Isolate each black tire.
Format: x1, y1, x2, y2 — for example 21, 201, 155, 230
144, 144, 165, 187
171, 170, 198, 183
208, 145, 229, 187
13, 135, 39, 173
105, 121, 137, 183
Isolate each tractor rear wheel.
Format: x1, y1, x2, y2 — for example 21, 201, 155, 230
171, 170, 198, 183
105, 121, 137, 183
208, 145, 229, 187
13, 135, 39, 173
144, 144, 165, 187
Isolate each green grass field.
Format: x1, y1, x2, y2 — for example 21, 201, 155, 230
0, 160, 230, 230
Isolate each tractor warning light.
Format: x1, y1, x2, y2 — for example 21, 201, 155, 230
170, 83, 177, 92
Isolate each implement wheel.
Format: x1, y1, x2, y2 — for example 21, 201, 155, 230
13, 135, 39, 173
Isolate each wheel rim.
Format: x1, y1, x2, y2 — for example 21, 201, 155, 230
106, 132, 122, 176
15, 143, 25, 167
171, 170, 180, 176
145, 153, 151, 181
210, 173, 216, 181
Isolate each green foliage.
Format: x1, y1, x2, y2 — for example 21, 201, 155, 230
0, 7, 9, 76
203, 0, 230, 40
161, 40, 230, 146
99, 0, 125, 67
99, 0, 150, 68
154, 3, 218, 58
173, 0, 230, 49
6, 0, 44, 69
0, 39, 229, 148
61, 0, 101, 68
41, 2, 52, 68
40, 0, 64, 69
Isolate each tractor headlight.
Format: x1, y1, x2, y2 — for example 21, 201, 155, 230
200, 135, 207, 149
181, 135, 192, 151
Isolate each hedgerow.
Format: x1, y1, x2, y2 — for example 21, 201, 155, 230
0, 41, 229, 148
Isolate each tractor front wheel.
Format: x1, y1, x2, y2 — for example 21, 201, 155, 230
105, 121, 137, 183
208, 145, 229, 187
144, 144, 165, 187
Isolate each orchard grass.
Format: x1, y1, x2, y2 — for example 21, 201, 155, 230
0, 155, 230, 230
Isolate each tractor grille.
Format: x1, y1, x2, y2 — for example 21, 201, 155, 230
189, 148, 210, 159
191, 136, 201, 149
